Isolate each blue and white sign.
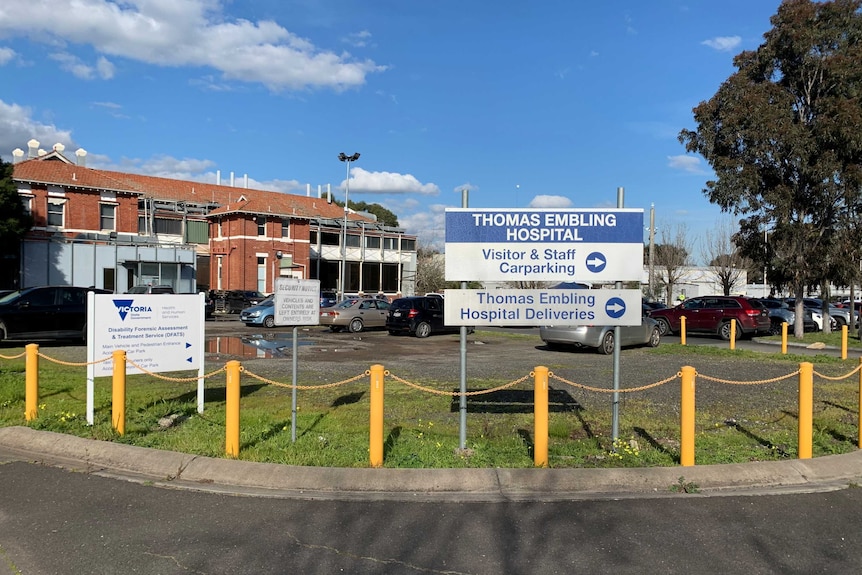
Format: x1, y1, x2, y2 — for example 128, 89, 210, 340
444, 208, 644, 282
443, 289, 642, 327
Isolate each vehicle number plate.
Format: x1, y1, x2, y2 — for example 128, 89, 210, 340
393, 311, 401, 317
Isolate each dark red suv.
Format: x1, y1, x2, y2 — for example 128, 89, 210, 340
649, 296, 771, 340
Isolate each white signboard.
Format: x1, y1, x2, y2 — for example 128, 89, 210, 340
444, 208, 644, 282
88, 293, 204, 375
86, 292, 206, 425
274, 277, 321, 325
443, 288, 643, 327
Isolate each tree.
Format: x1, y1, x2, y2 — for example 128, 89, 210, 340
335, 200, 399, 227
654, 224, 693, 305
415, 245, 445, 294
0, 158, 32, 288
701, 219, 750, 296
679, 0, 862, 338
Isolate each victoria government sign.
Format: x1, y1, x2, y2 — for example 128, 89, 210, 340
444, 208, 645, 283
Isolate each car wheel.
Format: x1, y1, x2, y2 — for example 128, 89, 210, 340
830, 317, 839, 331
414, 322, 431, 338
597, 331, 615, 355
648, 326, 661, 347
655, 317, 672, 336
0, 321, 6, 340
769, 320, 783, 336
719, 321, 733, 341
834, 316, 847, 327
263, 316, 275, 329
349, 318, 364, 333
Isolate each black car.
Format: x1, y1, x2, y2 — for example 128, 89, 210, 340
0, 286, 111, 342
223, 290, 267, 313
386, 295, 464, 338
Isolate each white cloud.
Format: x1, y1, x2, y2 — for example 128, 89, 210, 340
343, 30, 372, 48
0, 47, 15, 65
0, 99, 75, 160
49, 52, 115, 80
0, 0, 384, 91
345, 167, 440, 195
701, 36, 741, 52
528, 195, 573, 208
667, 154, 706, 174
453, 183, 479, 192
400, 204, 449, 249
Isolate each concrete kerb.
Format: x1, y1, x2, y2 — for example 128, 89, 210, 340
1, 426, 861, 502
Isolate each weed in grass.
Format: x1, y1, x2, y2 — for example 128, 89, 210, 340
670, 476, 700, 494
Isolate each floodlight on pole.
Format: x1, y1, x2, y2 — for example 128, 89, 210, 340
338, 152, 360, 302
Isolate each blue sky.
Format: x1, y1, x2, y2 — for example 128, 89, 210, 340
0, 0, 782, 258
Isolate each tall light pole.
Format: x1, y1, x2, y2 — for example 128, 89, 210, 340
338, 152, 360, 302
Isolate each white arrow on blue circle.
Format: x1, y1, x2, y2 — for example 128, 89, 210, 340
605, 297, 626, 319
585, 252, 607, 273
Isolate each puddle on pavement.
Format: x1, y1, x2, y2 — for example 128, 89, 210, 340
206, 334, 313, 359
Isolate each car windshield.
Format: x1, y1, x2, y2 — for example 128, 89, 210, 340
0, 290, 21, 304
335, 299, 359, 309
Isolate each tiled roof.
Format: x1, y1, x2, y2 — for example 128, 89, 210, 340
12, 155, 377, 225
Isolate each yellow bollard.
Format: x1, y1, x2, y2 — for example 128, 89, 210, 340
225, 360, 241, 457
24, 343, 38, 421
533, 366, 549, 468
729, 319, 737, 350
112, 350, 126, 435
798, 362, 813, 459
841, 325, 848, 360
680, 316, 687, 346
369, 364, 385, 467
858, 357, 862, 450
781, 322, 788, 355
680, 365, 696, 466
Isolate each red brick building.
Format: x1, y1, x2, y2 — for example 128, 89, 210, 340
9, 141, 417, 296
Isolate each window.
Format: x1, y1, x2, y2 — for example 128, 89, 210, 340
401, 239, 416, 251
345, 234, 361, 248
257, 218, 266, 237
383, 237, 397, 250
100, 203, 116, 231
19, 194, 32, 216
257, 256, 266, 292
365, 235, 381, 249
321, 232, 340, 246
154, 217, 182, 235
281, 218, 290, 238
47, 198, 65, 227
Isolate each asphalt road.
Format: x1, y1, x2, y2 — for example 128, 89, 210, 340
1, 458, 861, 574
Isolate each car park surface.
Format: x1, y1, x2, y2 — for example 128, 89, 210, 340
540, 316, 661, 354
319, 297, 391, 333
649, 295, 771, 340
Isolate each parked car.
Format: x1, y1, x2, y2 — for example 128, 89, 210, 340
320, 290, 338, 308
386, 296, 464, 338
649, 295, 771, 340
0, 285, 111, 342
785, 298, 856, 329
754, 298, 818, 334
540, 316, 661, 355
125, 284, 174, 294
320, 297, 391, 333
224, 290, 267, 314
239, 295, 275, 328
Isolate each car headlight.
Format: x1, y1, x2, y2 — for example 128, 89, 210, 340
247, 310, 261, 318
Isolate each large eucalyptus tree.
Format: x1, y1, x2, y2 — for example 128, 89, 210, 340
679, 0, 862, 337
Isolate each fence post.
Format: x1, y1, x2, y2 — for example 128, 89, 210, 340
781, 322, 788, 354
533, 366, 549, 468
369, 364, 385, 468
858, 357, 862, 450
225, 360, 241, 457
112, 350, 126, 435
680, 365, 696, 466
680, 316, 687, 346
24, 343, 38, 421
841, 325, 848, 360
798, 362, 813, 459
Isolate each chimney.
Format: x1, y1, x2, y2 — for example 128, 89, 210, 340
11, 149, 23, 163
75, 148, 87, 167
53, 143, 65, 153
216, 170, 221, 185
27, 139, 39, 158
230, 172, 235, 187
244, 174, 248, 188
